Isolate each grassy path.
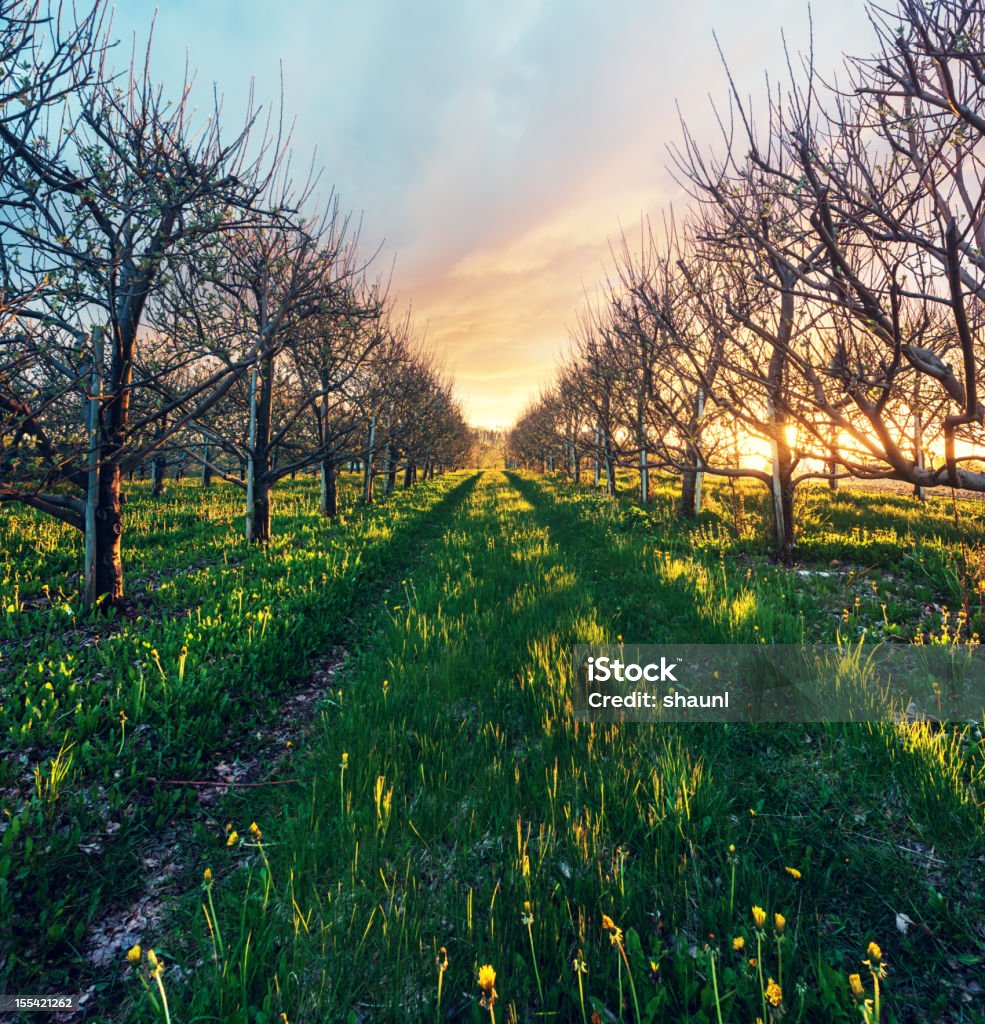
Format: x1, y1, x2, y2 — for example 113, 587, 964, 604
1, 472, 481, 1009
135, 472, 982, 1024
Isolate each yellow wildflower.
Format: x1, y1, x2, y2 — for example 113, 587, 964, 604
227, 830, 239, 846
733, 936, 745, 952
867, 941, 881, 963
849, 973, 865, 999
766, 977, 783, 1006
601, 913, 624, 946
785, 866, 801, 879
752, 905, 766, 928
728, 843, 736, 854
203, 867, 213, 883
146, 949, 163, 976
774, 912, 786, 934
249, 821, 262, 840
126, 944, 141, 964
477, 963, 497, 1008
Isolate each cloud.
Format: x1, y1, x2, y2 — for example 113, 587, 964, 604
110, 0, 879, 427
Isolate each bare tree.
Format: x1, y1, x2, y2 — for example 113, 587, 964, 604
0, 16, 282, 604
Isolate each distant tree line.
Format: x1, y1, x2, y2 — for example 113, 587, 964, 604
507, 0, 985, 560
0, 1, 471, 607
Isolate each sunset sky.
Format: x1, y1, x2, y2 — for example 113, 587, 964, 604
113, 1, 878, 428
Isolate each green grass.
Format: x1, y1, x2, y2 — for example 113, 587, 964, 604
1, 470, 983, 1022
0, 472, 479, 1001
103, 471, 984, 1024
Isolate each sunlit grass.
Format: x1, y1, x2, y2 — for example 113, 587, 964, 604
2, 470, 983, 1020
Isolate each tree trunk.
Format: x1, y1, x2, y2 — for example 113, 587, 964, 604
252, 477, 272, 543
320, 458, 337, 517
770, 433, 796, 562
913, 409, 926, 501
201, 441, 213, 487
94, 461, 124, 605
247, 359, 274, 543
151, 455, 165, 497
363, 416, 376, 504
594, 426, 601, 486
403, 461, 414, 489
679, 470, 698, 517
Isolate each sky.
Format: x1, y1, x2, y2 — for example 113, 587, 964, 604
110, 1, 879, 428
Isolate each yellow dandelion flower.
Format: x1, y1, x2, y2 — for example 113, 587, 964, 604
748, 957, 758, 969
785, 866, 801, 879
226, 830, 239, 846
477, 964, 496, 993
729, 843, 736, 854
733, 936, 746, 952
752, 905, 767, 928
849, 973, 865, 999
203, 867, 213, 883
437, 947, 448, 971
126, 944, 141, 964
249, 821, 262, 840
774, 912, 786, 934
766, 977, 783, 1006
146, 949, 163, 976
867, 941, 881, 962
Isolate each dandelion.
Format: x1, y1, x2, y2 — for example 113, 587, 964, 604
784, 866, 801, 879
774, 912, 786, 935
733, 936, 746, 952
601, 913, 624, 946
849, 973, 865, 1000
766, 977, 783, 1007
477, 963, 498, 1019
866, 941, 881, 963
226, 830, 239, 846
752, 906, 767, 929
602, 914, 640, 1022
127, 944, 142, 964
436, 947, 448, 1018
249, 821, 262, 841
749, 957, 758, 968
648, 959, 660, 981
728, 843, 735, 854
203, 867, 213, 883
522, 901, 543, 1004
573, 951, 589, 1024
